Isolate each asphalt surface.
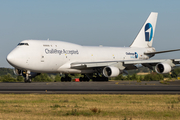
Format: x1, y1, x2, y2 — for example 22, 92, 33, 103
0, 80, 180, 94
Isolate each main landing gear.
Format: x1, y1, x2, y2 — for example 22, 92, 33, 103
79, 74, 108, 82
59, 73, 109, 82
79, 75, 90, 82
92, 76, 108, 82
61, 74, 71, 82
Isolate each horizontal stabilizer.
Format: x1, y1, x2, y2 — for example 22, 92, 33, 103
144, 49, 180, 55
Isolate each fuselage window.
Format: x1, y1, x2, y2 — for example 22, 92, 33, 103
18, 43, 29, 46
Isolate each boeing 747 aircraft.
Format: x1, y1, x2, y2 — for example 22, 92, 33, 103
6, 12, 180, 82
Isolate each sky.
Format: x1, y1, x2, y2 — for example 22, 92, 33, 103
1, 0, 180, 68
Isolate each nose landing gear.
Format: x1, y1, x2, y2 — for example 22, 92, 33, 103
23, 70, 32, 83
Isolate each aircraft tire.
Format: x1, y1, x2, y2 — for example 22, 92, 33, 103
68, 77, 71, 82
61, 77, 65, 82
24, 78, 31, 83
28, 79, 32, 83
92, 77, 96, 82
104, 77, 108, 81
79, 77, 83, 82
84, 78, 88, 82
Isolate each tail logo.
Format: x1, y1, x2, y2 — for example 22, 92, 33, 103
145, 23, 153, 42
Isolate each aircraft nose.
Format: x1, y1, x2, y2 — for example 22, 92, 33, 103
6, 49, 21, 67
6, 52, 14, 65
7, 48, 29, 68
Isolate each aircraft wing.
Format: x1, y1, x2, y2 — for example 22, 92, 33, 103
71, 61, 119, 69
124, 59, 180, 64
71, 59, 180, 70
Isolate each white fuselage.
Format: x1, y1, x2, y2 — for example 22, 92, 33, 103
7, 40, 154, 73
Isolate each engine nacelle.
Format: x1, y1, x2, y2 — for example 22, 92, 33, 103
103, 66, 120, 77
155, 63, 172, 74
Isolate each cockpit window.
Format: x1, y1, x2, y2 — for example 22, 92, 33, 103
18, 43, 29, 46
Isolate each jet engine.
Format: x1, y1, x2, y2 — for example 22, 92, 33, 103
155, 63, 172, 74
103, 66, 120, 77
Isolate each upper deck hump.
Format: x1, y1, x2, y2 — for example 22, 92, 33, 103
19, 40, 82, 47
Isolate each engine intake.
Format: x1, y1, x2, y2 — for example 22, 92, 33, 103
155, 63, 171, 74
103, 66, 120, 77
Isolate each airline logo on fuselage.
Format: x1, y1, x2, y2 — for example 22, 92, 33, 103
126, 52, 138, 58
145, 23, 153, 42
45, 49, 79, 55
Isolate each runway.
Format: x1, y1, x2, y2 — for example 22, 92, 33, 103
0, 80, 180, 94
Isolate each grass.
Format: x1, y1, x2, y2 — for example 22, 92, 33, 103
0, 94, 180, 119
160, 80, 170, 85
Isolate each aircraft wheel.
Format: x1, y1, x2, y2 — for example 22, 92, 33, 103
103, 77, 108, 81
92, 77, 96, 82
68, 77, 71, 82
28, 79, 32, 83
24, 78, 31, 83
24, 79, 27, 83
86, 78, 90, 82
61, 77, 65, 82
79, 77, 83, 82
86, 79, 90, 82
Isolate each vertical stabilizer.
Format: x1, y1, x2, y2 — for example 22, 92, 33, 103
130, 12, 158, 48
